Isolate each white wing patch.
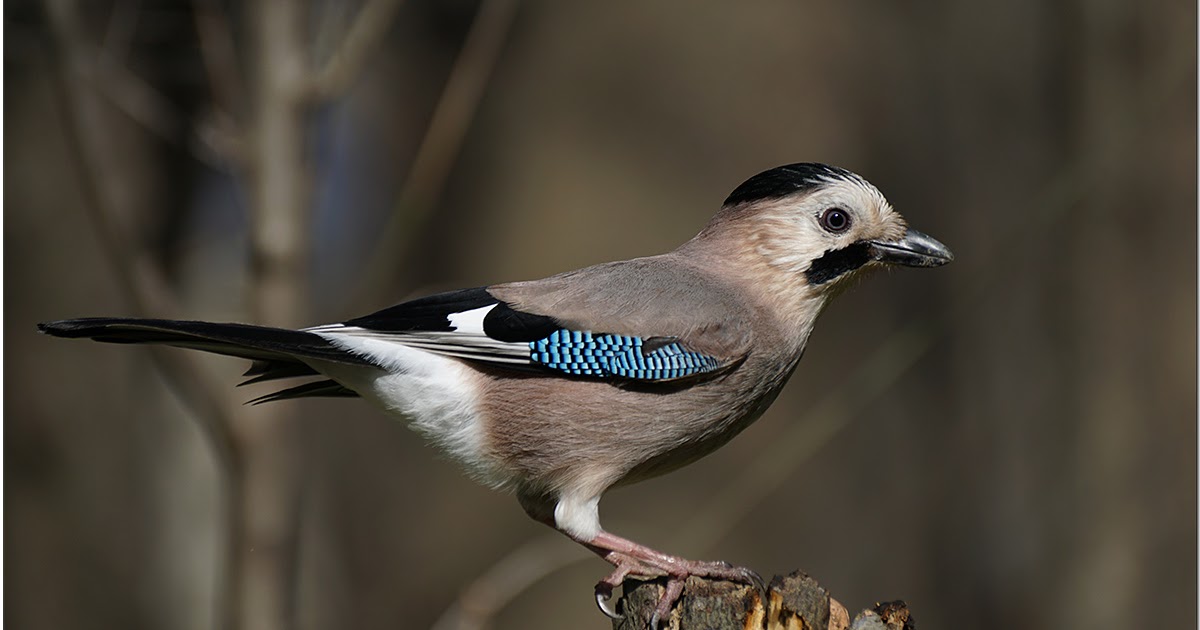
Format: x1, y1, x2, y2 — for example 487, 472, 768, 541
446, 304, 496, 334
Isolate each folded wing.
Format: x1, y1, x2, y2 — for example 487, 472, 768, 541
314, 255, 752, 385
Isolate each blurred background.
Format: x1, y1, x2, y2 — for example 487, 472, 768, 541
5, 1, 1196, 629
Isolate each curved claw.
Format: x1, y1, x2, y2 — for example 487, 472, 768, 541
701, 561, 765, 595
595, 585, 622, 619
739, 568, 766, 596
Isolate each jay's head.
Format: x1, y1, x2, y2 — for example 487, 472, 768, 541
705, 163, 952, 293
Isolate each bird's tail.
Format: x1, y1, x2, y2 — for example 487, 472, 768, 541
38, 317, 373, 404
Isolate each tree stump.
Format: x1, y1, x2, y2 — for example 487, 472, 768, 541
613, 571, 914, 630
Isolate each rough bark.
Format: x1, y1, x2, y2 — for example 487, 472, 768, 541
615, 571, 913, 630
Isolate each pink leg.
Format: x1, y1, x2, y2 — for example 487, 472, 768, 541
584, 530, 763, 627
517, 495, 760, 626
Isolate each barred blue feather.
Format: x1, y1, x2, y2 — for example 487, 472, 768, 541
530, 329, 721, 380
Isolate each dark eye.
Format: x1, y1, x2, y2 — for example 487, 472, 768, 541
819, 207, 852, 233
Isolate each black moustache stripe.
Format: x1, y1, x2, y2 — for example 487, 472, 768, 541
804, 242, 872, 285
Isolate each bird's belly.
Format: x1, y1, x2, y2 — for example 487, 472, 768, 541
615, 384, 783, 487
474, 364, 793, 496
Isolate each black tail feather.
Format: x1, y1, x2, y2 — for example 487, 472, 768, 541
247, 380, 359, 405
38, 318, 374, 367
239, 361, 322, 386
39, 318, 374, 406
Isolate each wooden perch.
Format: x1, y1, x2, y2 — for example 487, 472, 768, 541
613, 571, 914, 630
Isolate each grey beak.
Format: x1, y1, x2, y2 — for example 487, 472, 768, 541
867, 228, 954, 267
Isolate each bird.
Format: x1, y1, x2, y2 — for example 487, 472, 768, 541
39, 163, 952, 627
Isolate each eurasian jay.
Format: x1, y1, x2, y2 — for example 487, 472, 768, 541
39, 163, 952, 627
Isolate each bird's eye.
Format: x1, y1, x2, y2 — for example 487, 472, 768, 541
819, 207, 852, 233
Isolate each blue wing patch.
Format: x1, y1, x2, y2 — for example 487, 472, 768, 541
530, 330, 722, 381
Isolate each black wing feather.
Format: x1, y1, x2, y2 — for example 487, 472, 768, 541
344, 287, 497, 332
342, 286, 561, 343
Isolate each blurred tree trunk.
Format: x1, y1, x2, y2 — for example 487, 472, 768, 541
231, 1, 312, 629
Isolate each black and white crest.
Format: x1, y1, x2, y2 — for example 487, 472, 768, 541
723, 163, 867, 207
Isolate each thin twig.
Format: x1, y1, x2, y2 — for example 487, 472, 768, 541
353, 0, 520, 309
64, 39, 245, 168
92, 53, 179, 140
302, 0, 407, 101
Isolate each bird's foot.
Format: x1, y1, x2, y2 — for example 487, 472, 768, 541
589, 538, 763, 628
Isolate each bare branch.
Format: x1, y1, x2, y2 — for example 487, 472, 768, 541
353, 0, 520, 307
301, 0, 407, 102
92, 54, 179, 140
190, 108, 249, 167
92, 53, 246, 167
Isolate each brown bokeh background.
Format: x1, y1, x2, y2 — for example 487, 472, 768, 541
5, 1, 1196, 629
